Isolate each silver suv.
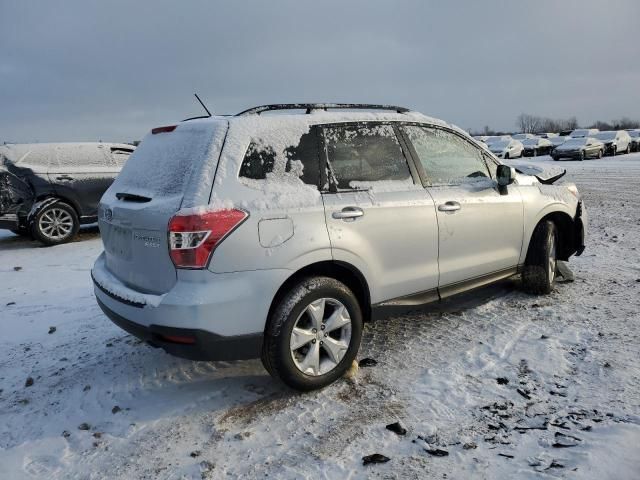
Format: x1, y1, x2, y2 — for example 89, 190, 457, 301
92, 104, 587, 391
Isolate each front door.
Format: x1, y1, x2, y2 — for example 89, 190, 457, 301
320, 123, 439, 304
400, 125, 524, 292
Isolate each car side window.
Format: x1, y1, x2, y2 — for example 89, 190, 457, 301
54, 145, 112, 169
323, 124, 412, 189
239, 129, 320, 187
403, 125, 490, 185
110, 147, 134, 167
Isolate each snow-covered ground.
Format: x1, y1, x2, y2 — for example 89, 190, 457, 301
1, 154, 639, 479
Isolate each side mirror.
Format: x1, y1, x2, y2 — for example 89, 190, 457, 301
497, 164, 515, 187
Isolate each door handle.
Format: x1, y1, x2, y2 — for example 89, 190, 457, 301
438, 201, 461, 212
56, 175, 74, 181
332, 206, 364, 220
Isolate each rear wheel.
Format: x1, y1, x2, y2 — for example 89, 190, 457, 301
31, 202, 79, 245
597, 149, 603, 159
522, 220, 557, 295
262, 277, 363, 391
504, 152, 510, 160
625, 145, 630, 154
533, 149, 538, 157
579, 150, 585, 161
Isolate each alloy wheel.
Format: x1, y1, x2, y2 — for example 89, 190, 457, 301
290, 298, 352, 376
548, 232, 557, 284
38, 207, 74, 241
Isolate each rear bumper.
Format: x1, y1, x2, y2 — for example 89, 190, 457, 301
96, 297, 262, 361
92, 252, 291, 361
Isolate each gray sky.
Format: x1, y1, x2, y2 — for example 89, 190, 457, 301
2, 0, 639, 142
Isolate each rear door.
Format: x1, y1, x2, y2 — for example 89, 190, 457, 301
48, 144, 118, 218
320, 122, 439, 304
400, 125, 524, 292
98, 121, 228, 294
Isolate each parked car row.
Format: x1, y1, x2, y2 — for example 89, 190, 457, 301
474, 127, 640, 160
0, 142, 135, 244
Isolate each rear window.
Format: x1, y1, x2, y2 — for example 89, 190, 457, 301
112, 124, 219, 197
110, 147, 135, 167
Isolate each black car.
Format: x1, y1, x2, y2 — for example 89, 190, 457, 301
627, 130, 640, 152
521, 137, 554, 157
0, 143, 134, 245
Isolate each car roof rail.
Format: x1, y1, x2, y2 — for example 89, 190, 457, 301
235, 103, 410, 116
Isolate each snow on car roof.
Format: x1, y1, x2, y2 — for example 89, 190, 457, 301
186, 109, 458, 135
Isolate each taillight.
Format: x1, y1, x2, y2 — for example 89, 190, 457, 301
152, 125, 177, 135
168, 209, 248, 269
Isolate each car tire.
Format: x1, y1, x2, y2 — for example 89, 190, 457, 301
533, 149, 538, 157
625, 145, 630, 154
522, 220, 558, 295
504, 152, 509, 160
579, 151, 585, 161
261, 276, 363, 391
30, 202, 79, 246
612, 146, 616, 156
597, 149, 603, 159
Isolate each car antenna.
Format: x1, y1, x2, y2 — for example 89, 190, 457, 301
194, 93, 212, 117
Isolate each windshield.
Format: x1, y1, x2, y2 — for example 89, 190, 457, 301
551, 137, 566, 144
630, 131, 640, 138
594, 132, 616, 141
571, 130, 589, 137
563, 138, 587, 147
522, 139, 538, 146
491, 141, 510, 149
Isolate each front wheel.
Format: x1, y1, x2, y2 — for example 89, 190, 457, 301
579, 150, 585, 161
597, 149, 603, 159
262, 277, 363, 391
31, 202, 79, 245
522, 220, 557, 295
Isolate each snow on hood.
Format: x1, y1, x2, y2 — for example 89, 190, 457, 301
504, 160, 566, 181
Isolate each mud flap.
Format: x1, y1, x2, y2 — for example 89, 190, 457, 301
556, 261, 575, 283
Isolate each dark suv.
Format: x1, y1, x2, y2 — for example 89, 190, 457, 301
0, 142, 134, 245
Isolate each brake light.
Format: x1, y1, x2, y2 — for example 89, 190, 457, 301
168, 209, 248, 269
152, 125, 177, 135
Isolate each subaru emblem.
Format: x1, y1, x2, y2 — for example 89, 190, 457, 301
104, 208, 113, 221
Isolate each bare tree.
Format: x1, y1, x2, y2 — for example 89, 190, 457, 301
516, 113, 541, 133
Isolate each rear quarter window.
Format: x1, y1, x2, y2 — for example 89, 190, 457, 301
239, 128, 320, 188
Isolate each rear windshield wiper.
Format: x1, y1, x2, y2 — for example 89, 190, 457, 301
116, 192, 151, 203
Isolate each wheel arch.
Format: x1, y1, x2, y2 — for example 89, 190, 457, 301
527, 210, 576, 261
267, 260, 372, 327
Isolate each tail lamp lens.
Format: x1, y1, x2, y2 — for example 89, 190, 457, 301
168, 209, 248, 269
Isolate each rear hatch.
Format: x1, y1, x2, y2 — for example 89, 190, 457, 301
98, 119, 228, 294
